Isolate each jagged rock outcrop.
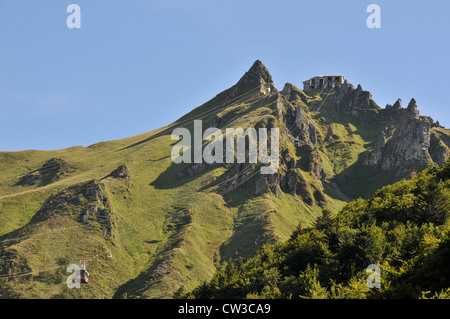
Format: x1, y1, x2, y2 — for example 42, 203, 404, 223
383, 99, 404, 121
218, 60, 277, 107
210, 115, 221, 128
108, 164, 130, 179
334, 81, 379, 116
363, 97, 450, 177
406, 98, 420, 119
279, 158, 297, 195
280, 82, 325, 179
364, 98, 432, 174
192, 65, 314, 198
236, 60, 276, 94
429, 130, 450, 166
309, 146, 324, 179
251, 79, 326, 198
169, 61, 448, 205
281, 82, 309, 105
254, 172, 281, 196
293, 116, 320, 147
283, 168, 299, 195
280, 83, 309, 130
176, 61, 282, 182
364, 130, 387, 166
386, 98, 403, 110
31, 180, 115, 236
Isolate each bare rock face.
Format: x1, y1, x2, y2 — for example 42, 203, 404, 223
170, 62, 450, 209
334, 81, 379, 116
254, 176, 270, 195
381, 112, 430, 171
254, 173, 280, 196
284, 168, 299, 195
393, 99, 402, 109
349, 84, 379, 110
364, 98, 432, 172
429, 131, 450, 166
237, 60, 274, 89
406, 98, 420, 120
281, 82, 309, 105
362, 97, 450, 177
364, 131, 387, 166
109, 164, 130, 179
251, 81, 326, 199
218, 59, 278, 104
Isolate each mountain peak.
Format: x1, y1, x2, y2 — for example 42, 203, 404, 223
406, 98, 419, 119
394, 98, 402, 109
237, 60, 274, 88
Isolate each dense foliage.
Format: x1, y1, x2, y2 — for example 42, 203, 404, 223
182, 160, 450, 299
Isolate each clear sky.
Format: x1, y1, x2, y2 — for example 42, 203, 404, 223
0, 0, 449, 151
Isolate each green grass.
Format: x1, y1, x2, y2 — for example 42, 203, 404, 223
2, 76, 448, 299
0, 84, 310, 299
183, 160, 450, 300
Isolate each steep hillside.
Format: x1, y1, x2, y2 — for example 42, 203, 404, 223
0, 60, 448, 298
183, 159, 450, 299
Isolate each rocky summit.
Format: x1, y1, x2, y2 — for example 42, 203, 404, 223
0, 60, 448, 299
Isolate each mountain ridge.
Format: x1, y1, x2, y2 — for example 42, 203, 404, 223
0, 60, 449, 299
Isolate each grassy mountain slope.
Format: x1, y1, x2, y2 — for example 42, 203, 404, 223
0, 61, 448, 299
183, 159, 450, 299
0, 66, 330, 299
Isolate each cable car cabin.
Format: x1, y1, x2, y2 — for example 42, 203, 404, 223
294, 138, 300, 147
76, 260, 90, 284
79, 269, 89, 284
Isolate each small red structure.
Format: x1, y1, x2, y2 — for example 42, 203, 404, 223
75, 260, 90, 284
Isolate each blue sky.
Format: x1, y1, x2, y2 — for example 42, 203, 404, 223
0, 0, 449, 151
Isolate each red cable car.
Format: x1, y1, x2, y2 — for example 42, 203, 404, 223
75, 260, 90, 284
294, 138, 300, 147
